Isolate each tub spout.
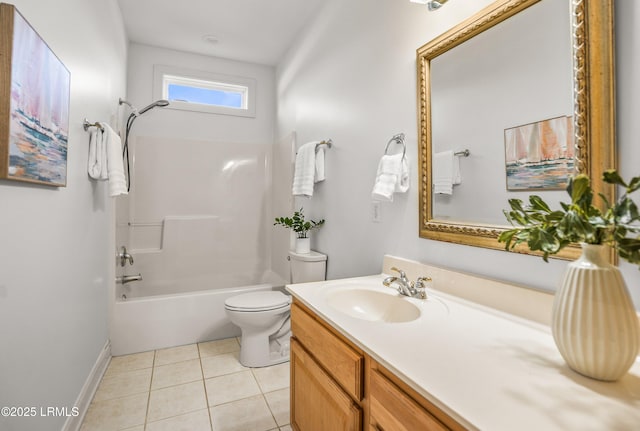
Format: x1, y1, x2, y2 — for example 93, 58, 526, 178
117, 274, 142, 285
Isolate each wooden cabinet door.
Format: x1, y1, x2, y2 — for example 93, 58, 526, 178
370, 369, 449, 431
291, 302, 364, 401
291, 339, 362, 431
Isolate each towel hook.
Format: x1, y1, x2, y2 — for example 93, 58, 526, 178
384, 133, 406, 159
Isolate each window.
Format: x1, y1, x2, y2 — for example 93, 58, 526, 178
153, 65, 256, 117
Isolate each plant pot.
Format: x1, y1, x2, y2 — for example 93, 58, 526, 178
552, 243, 640, 381
289, 230, 297, 251
295, 237, 311, 254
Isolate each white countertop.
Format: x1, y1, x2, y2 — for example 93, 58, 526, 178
286, 274, 640, 431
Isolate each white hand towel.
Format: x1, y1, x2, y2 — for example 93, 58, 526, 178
371, 154, 410, 202
292, 141, 320, 197
101, 123, 128, 197
452, 153, 462, 185
433, 150, 454, 195
396, 156, 410, 193
87, 127, 108, 180
315, 147, 325, 182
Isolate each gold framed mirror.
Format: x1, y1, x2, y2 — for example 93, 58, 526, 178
417, 0, 615, 260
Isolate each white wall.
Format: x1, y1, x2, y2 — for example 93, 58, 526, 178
125, 43, 275, 143
0, 1, 127, 430
276, 0, 640, 309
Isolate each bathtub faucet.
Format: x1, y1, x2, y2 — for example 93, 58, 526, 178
116, 274, 142, 285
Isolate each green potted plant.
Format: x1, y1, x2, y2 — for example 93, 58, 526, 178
274, 208, 325, 254
499, 170, 640, 381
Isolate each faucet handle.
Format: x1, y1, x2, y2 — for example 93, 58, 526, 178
415, 276, 432, 286
413, 276, 432, 299
390, 266, 407, 280
118, 246, 134, 267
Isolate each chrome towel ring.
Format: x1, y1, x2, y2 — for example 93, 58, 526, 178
384, 133, 406, 160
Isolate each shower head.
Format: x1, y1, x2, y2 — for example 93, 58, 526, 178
138, 99, 170, 115
120, 98, 170, 193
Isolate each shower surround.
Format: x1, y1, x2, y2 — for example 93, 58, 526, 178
111, 135, 286, 355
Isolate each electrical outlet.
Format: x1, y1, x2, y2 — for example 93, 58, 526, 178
372, 201, 381, 223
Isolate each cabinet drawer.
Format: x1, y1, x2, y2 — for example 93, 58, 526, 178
291, 339, 362, 431
370, 369, 448, 431
291, 301, 364, 401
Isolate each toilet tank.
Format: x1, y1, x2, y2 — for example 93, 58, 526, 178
289, 250, 327, 283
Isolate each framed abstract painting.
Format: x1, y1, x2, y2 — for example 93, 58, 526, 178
0, 3, 70, 187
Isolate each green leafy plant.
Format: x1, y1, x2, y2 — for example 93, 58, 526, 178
499, 170, 640, 265
274, 208, 325, 239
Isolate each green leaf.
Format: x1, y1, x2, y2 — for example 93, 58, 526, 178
618, 238, 640, 250
627, 176, 640, 193
614, 199, 639, 224
568, 175, 590, 203
547, 211, 566, 222
510, 211, 529, 227
498, 229, 517, 249
507, 198, 525, 213
557, 210, 596, 242
529, 195, 551, 212
618, 238, 640, 266
603, 169, 627, 187
539, 229, 561, 253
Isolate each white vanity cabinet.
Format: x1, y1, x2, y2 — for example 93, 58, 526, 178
287, 266, 640, 431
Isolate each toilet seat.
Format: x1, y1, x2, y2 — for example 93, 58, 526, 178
224, 291, 291, 312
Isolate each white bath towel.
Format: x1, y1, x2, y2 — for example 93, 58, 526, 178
87, 126, 108, 180
433, 150, 461, 195
292, 141, 324, 197
101, 123, 128, 197
371, 153, 410, 202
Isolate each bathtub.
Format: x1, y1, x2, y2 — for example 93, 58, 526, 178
110, 279, 285, 356
111, 213, 289, 355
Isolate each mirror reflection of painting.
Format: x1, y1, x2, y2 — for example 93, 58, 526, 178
504, 116, 574, 191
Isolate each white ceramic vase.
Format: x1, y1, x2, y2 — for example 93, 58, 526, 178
552, 243, 640, 381
295, 237, 311, 254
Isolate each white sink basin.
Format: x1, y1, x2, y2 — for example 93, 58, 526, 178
325, 288, 421, 323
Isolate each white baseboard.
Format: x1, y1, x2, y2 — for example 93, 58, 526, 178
62, 341, 111, 431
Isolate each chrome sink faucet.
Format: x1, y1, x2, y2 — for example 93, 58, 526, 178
383, 267, 431, 299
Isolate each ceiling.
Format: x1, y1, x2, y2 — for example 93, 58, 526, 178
117, 0, 325, 66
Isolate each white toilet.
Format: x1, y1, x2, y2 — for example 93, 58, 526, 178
224, 250, 327, 367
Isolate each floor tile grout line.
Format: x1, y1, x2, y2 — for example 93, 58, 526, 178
198, 343, 215, 431
262, 392, 281, 429
142, 350, 156, 430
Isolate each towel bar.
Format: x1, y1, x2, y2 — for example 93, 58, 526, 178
83, 118, 103, 132
315, 139, 332, 151
454, 149, 470, 157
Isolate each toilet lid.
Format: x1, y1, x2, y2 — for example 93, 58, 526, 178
225, 291, 291, 312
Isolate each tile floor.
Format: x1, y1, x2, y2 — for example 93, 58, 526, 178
80, 337, 291, 431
